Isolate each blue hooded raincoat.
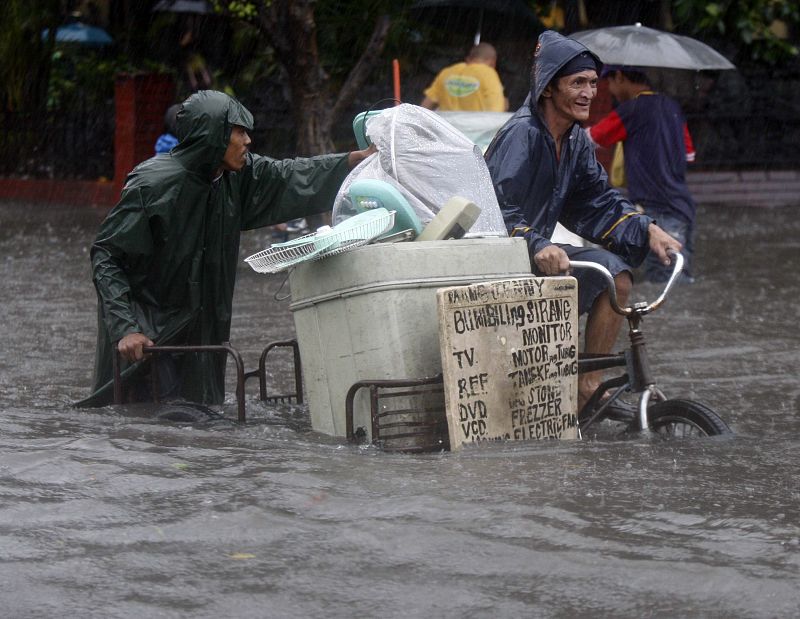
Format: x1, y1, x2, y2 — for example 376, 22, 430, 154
485, 31, 653, 266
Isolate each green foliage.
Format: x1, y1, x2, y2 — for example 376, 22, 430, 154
219, 1, 259, 19
0, 0, 61, 111
46, 49, 172, 110
224, 24, 277, 97
314, 0, 409, 80
673, 0, 800, 63
213, 0, 413, 87
1, 0, 175, 112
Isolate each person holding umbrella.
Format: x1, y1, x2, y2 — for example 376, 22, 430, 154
485, 30, 681, 414
587, 66, 697, 283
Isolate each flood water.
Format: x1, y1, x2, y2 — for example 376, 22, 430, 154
1, 201, 799, 618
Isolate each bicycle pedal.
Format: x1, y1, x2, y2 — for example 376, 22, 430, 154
604, 400, 636, 421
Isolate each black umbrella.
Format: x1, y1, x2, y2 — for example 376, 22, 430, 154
571, 24, 735, 71
152, 0, 213, 14
411, 0, 540, 45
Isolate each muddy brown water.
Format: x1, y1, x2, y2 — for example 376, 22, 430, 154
1, 201, 799, 618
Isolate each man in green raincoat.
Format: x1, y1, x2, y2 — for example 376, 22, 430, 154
78, 90, 374, 407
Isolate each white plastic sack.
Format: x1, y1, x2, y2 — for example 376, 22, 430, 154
436, 111, 513, 152
332, 104, 507, 236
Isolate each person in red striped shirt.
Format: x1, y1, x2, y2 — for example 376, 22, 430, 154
588, 66, 697, 283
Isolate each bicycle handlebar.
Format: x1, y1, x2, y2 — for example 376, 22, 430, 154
569, 250, 684, 317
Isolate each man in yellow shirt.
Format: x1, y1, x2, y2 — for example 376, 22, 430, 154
421, 43, 508, 112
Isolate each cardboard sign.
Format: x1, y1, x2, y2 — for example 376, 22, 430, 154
436, 277, 579, 449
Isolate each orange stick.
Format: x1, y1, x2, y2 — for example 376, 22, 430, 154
393, 58, 401, 104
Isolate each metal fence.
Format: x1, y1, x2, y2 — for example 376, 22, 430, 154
1, 73, 798, 180
0, 97, 114, 180
687, 110, 800, 170
656, 65, 800, 170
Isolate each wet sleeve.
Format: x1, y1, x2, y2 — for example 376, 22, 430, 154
562, 141, 653, 267
588, 110, 627, 148
238, 153, 350, 230
485, 125, 553, 257
684, 123, 696, 162
90, 189, 154, 341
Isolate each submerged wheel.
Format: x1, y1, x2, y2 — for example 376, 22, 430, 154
648, 399, 731, 437
153, 401, 222, 423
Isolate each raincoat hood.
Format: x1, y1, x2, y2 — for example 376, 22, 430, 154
530, 30, 602, 105
173, 90, 255, 180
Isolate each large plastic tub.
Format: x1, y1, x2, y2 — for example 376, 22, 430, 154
288, 237, 532, 441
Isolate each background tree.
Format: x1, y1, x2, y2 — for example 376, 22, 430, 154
0, 0, 62, 113
214, 0, 406, 155
534, 0, 798, 64
673, 0, 799, 64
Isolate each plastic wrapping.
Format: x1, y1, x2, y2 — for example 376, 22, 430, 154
333, 104, 507, 236
436, 111, 513, 152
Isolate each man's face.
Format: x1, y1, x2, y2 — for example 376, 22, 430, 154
220, 125, 251, 172
545, 69, 598, 123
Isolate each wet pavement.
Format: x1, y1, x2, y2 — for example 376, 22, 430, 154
1, 201, 799, 618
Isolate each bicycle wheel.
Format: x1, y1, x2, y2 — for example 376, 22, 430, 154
648, 399, 731, 437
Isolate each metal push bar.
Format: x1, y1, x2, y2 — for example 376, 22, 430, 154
111, 340, 304, 422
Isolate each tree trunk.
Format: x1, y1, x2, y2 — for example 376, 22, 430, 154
659, 0, 674, 31
282, 0, 334, 155
251, 0, 391, 156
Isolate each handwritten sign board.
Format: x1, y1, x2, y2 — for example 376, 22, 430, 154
436, 277, 579, 449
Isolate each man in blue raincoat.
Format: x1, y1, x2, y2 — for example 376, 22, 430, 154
485, 31, 681, 411
78, 90, 374, 407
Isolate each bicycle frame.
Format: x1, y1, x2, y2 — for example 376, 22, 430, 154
572, 251, 684, 432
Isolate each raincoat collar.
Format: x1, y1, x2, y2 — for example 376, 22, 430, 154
173, 90, 255, 181
529, 30, 602, 109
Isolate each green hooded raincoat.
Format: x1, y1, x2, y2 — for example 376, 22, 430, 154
78, 91, 350, 407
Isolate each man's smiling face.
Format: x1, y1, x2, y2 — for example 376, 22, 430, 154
546, 69, 598, 124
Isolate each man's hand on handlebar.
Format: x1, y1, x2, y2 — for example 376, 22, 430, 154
648, 223, 683, 266
533, 245, 570, 275
118, 332, 154, 363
